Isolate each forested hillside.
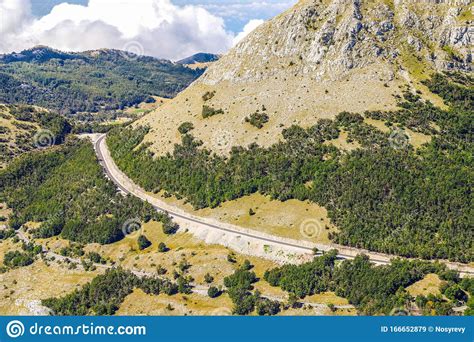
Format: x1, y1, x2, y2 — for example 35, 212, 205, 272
0, 47, 203, 115
107, 73, 473, 263
264, 252, 473, 316
42, 268, 180, 315
0, 139, 177, 244
0, 104, 71, 168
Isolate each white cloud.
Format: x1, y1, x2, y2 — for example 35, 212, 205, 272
0, 0, 271, 60
232, 19, 264, 46
0, 0, 31, 35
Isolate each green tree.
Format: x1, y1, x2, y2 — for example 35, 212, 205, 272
158, 242, 168, 253
137, 235, 152, 250
208, 286, 221, 298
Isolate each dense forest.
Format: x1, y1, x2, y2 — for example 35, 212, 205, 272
42, 268, 179, 315
222, 263, 280, 315
264, 251, 473, 316
0, 139, 178, 244
107, 73, 473, 262
0, 47, 202, 115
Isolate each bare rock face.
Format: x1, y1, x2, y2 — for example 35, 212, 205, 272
139, 0, 472, 155
202, 0, 471, 85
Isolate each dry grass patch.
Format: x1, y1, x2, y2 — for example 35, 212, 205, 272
365, 118, 390, 133
365, 118, 432, 149
406, 273, 443, 297
183, 63, 212, 70
138, 66, 401, 157
36, 236, 71, 253
84, 221, 279, 286
280, 305, 356, 316
324, 130, 360, 151
155, 193, 337, 244
305, 292, 351, 306
0, 106, 40, 169
0, 260, 100, 315
406, 129, 432, 149
117, 289, 233, 316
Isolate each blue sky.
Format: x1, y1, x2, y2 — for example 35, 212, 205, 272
30, 0, 296, 33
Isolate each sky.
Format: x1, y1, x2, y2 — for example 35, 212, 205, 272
0, 0, 297, 60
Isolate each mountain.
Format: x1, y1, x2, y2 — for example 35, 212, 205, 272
137, 0, 472, 156
177, 53, 220, 65
0, 46, 79, 64
107, 0, 473, 263
0, 46, 204, 116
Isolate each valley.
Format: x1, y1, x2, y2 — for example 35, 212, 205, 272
0, 0, 472, 318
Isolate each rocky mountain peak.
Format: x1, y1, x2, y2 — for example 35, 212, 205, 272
201, 0, 472, 85
139, 0, 472, 156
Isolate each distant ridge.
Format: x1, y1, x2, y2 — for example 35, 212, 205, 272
0, 46, 80, 63
177, 53, 220, 65
0, 46, 203, 115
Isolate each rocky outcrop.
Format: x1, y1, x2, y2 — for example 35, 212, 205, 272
139, 0, 472, 156
201, 0, 472, 85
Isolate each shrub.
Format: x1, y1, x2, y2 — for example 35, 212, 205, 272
443, 284, 468, 302
208, 286, 221, 298
32, 217, 64, 239
158, 242, 168, 253
4, 251, 34, 268
227, 253, 237, 263
204, 273, 214, 284
0, 229, 15, 240
256, 298, 281, 316
8, 215, 23, 230
160, 214, 179, 235
178, 259, 191, 273
202, 91, 216, 102
137, 235, 152, 250
245, 112, 269, 128
87, 252, 106, 264
59, 244, 85, 257
156, 265, 167, 275
241, 259, 253, 271
224, 269, 257, 289
178, 122, 194, 135
202, 105, 224, 118
335, 111, 364, 126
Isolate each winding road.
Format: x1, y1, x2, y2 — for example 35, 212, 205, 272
93, 134, 474, 277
